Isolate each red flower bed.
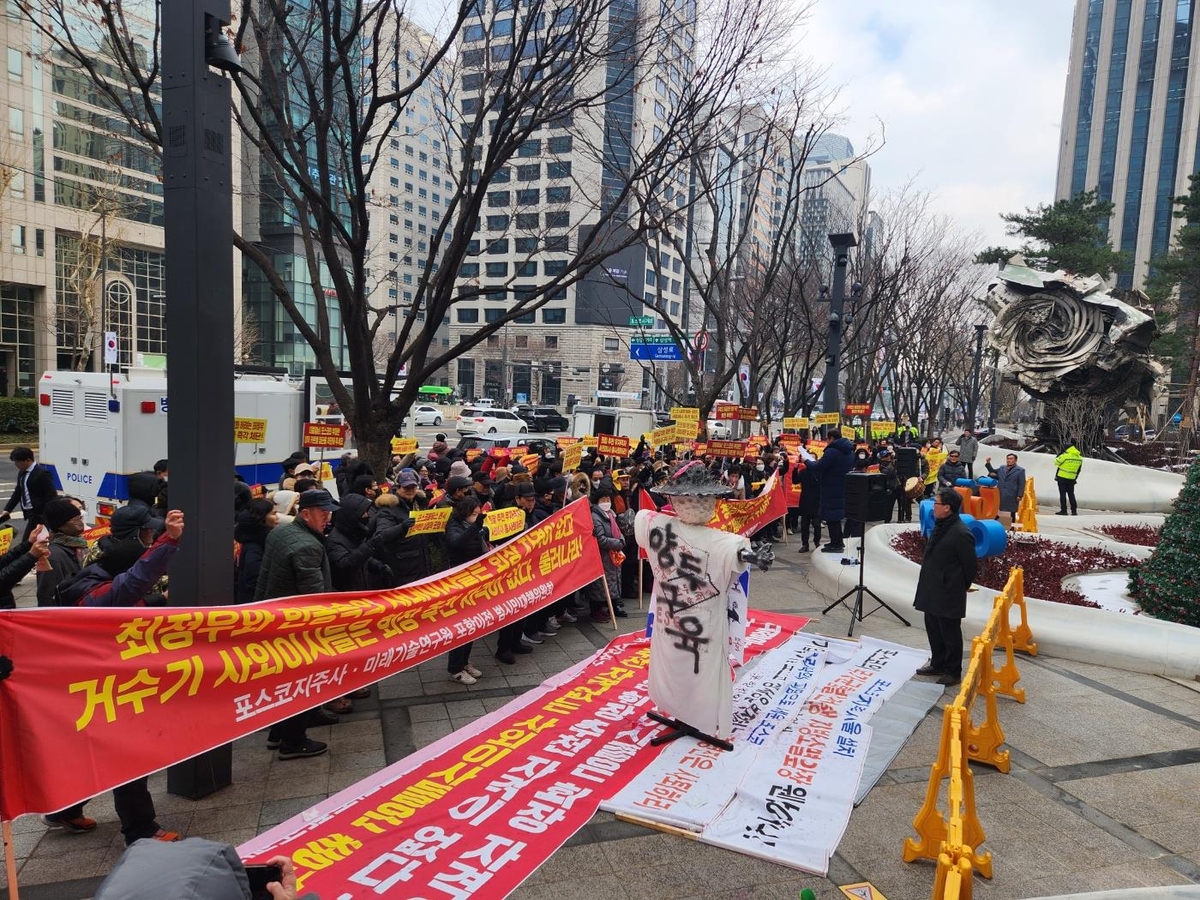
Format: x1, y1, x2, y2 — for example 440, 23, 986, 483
889, 530, 1141, 608
1094, 523, 1161, 547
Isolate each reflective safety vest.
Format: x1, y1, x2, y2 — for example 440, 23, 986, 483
1054, 447, 1083, 480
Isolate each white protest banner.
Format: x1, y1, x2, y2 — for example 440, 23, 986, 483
603, 636, 827, 831
699, 637, 927, 874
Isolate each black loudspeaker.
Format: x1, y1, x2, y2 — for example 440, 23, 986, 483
845, 472, 892, 523
895, 446, 919, 481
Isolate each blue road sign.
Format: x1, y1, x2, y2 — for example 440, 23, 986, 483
630, 343, 684, 361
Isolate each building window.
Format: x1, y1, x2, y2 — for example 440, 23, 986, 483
515, 335, 528, 349
517, 164, 540, 181
547, 135, 572, 153
9, 224, 24, 253
516, 212, 539, 229
545, 235, 569, 252
515, 237, 537, 253
492, 18, 513, 36
463, 23, 484, 41
460, 262, 480, 276
487, 238, 509, 254
6, 47, 21, 80
487, 215, 510, 230
492, 167, 511, 183
545, 211, 569, 228
457, 307, 480, 323
485, 308, 505, 323
488, 191, 510, 207
485, 261, 508, 277
457, 357, 475, 395
544, 260, 566, 276
516, 261, 537, 276
516, 188, 539, 205
487, 335, 500, 347
604, 337, 619, 351
542, 308, 566, 324
546, 186, 570, 204
545, 335, 558, 348
518, 139, 541, 157
547, 161, 571, 179
7, 106, 21, 138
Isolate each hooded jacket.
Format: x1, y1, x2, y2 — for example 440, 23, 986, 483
63, 532, 179, 607
326, 493, 402, 591
233, 514, 272, 605
806, 437, 855, 521
371, 492, 435, 586
1055, 445, 1083, 480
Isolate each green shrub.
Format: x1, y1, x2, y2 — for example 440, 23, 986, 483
0, 397, 39, 435
1128, 457, 1200, 627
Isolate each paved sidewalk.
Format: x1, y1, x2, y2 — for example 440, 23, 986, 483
4, 528, 1200, 900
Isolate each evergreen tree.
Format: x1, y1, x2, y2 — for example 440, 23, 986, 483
1128, 458, 1200, 627
975, 189, 1128, 277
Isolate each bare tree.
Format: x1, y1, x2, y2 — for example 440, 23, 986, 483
23, 0, 809, 473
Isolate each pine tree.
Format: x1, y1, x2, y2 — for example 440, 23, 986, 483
1128, 458, 1200, 626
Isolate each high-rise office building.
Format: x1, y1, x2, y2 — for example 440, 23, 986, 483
1057, 0, 1200, 289
1, 3, 183, 388
448, 0, 698, 407
797, 134, 871, 268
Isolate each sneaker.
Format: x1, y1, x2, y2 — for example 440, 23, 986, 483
464, 664, 483, 678
558, 610, 578, 624
495, 650, 517, 665
521, 633, 544, 645
277, 739, 328, 760
450, 670, 478, 686
151, 829, 182, 842
542, 619, 561, 632
42, 815, 97, 834
512, 644, 533, 655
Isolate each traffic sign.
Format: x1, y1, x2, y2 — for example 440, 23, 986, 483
630, 343, 684, 361
630, 333, 676, 344
628, 315, 655, 328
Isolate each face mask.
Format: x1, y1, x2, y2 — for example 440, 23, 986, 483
597, 500, 612, 511
755, 463, 765, 472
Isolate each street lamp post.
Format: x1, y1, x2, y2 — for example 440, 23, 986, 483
988, 348, 1001, 434
967, 323, 986, 431
162, 0, 239, 798
821, 233, 857, 414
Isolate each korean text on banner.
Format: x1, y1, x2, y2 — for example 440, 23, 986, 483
844, 404, 872, 417
708, 470, 789, 535
233, 417, 268, 444
645, 425, 676, 447
239, 612, 809, 898
737, 407, 759, 421
596, 434, 630, 458
302, 422, 347, 449
714, 405, 739, 421
484, 507, 526, 541
814, 412, 841, 428
555, 436, 580, 449
670, 406, 699, 422
407, 507, 451, 537
707, 439, 747, 459
782, 417, 807, 431
390, 437, 419, 455
0, 500, 603, 820
561, 443, 583, 472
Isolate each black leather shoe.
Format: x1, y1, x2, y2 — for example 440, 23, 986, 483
495, 650, 517, 665
820, 545, 845, 554
937, 673, 962, 686
915, 665, 940, 676
614, 606, 629, 618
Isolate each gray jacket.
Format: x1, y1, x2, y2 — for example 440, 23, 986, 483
956, 434, 979, 464
95, 837, 319, 900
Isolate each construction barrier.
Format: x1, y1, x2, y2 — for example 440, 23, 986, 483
903, 567, 1038, 899
1016, 477, 1038, 534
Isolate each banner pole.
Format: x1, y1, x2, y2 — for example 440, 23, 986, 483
2, 819, 19, 900
637, 561, 644, 611
601, 576, 618, 632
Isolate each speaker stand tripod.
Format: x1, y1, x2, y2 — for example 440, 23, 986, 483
822, 528, 911, 637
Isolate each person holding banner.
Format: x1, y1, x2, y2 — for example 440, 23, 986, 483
444, 496, 488, 684
583, 482, 627, 623
372, 471, 436, 586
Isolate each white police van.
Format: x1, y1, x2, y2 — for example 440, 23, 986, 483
38, 368, 305, 523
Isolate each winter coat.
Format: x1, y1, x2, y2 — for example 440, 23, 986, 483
66, 533, 180, 607
233, 517, 271, 605
0, 540, 38, 609
937, 460, 969, 489
913, 514, 977, 619
326, 494, 400, 591
444, 515, 488, 568
37, 538, 85, 606
806, 437, 855, 521
591, 501, 625, 598
94, 836, 318, 900
253, 518, 331, 601
956, 434, 979, 464
371, 492, 436, 586
984, 462, 1026, 514
794, 463, 821, 515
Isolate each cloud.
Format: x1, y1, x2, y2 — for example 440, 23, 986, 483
798, 0, 1075, 249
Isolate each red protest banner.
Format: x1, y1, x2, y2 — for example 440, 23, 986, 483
0, 501, 603, 820
595, 434, 630, 458
239, 612, 809, 897
737, 406, 759, 421
713, 405, 739, 421
708, 469, 789, 535
844, 403, 872, 417
707, 439, 748, 459
302, 421, 347, 449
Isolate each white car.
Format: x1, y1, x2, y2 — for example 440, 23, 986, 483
412, 404, 444, 426
456, 407, 529, 435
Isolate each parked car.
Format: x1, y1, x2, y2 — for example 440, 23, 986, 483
473, 397, 497, 408
706, 419, 734, 439
1113, 424, 1144, 440
511, 403, 535, 418
412, 404, 444, 426
456, 407, 529, 435
519, 406, 570, 432
455, 434, 558, 457
654, 409, 672, 427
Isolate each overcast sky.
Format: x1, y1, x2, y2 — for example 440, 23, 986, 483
799, 0, 1077, 250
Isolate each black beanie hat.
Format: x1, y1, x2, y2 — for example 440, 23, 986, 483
44, 499, 82, 532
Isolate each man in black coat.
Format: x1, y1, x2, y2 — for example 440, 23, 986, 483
2, 447, 58, 540
805, 429, 855, 554
913, 489, 977, 686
